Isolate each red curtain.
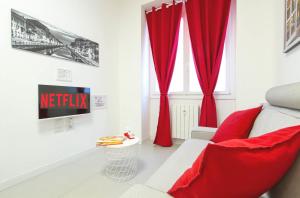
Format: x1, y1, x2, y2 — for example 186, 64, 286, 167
186, 0, 231, 127
146, 2, 182, 147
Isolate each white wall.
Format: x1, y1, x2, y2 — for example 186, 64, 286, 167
235, 0, 279, 109
0, 0, 120, 188
236, 0, 300, 105
117, 0, 150, 141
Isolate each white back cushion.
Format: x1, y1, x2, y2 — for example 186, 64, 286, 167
266, 82, 300, 110
249, 105, 300, 138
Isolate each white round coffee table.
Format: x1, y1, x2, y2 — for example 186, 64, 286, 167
103, 137, 139, 182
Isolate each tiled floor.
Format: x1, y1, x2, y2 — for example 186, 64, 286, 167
0, 140, 179, 198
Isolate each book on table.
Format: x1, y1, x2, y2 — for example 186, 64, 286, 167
96, 136, 125, 146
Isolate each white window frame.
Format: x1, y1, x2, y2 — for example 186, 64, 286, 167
148, 1, 236, 100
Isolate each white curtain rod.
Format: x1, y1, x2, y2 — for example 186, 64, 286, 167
145, 0, 186, 14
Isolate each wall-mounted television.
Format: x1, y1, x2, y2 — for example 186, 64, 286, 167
38, 85, 90, 119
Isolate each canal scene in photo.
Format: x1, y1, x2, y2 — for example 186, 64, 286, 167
11, 9, 99, 66
285, 0, 300, 52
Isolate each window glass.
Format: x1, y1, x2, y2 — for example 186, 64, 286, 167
152, 17, 229, 94
215, 48, 227, 92
169, 19, 184, 93
189, 47, 199, 92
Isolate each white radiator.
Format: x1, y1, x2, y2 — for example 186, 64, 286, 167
170, 104, 199, 139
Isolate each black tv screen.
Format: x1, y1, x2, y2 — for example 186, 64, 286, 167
38, 85, 90, 119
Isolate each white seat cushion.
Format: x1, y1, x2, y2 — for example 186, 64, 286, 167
120, 184, 171, 198
145, 139, 211, 192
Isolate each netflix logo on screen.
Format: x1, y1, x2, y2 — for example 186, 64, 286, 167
40, 93, 88, 109
38, 85, 90, 119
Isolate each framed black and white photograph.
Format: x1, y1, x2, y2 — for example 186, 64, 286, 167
284, 0, 300, 52
11, 9, 99, 66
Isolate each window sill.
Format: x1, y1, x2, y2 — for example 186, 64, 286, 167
150, 92, 236, 100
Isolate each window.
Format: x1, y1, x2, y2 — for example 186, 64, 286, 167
151, 13, 234, 97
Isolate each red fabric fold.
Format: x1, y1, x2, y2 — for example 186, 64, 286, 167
186, 0, 231, 127
146, 2, 182, 147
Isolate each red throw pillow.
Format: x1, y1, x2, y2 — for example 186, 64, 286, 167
168, 125, 300, 198
211, 105, 262, 143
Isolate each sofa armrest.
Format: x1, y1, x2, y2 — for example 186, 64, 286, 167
120, 184, 171, 198
191, 127, 217, 140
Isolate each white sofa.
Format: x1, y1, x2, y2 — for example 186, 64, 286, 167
121, 83, 300, 198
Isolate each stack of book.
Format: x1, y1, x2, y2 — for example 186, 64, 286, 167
96, 136, 125, 146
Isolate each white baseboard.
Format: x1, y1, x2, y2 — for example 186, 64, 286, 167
0, 147, 96, 192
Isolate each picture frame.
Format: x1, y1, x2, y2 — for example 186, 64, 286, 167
11, 9, 99, 66
284, 0, 300, 52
